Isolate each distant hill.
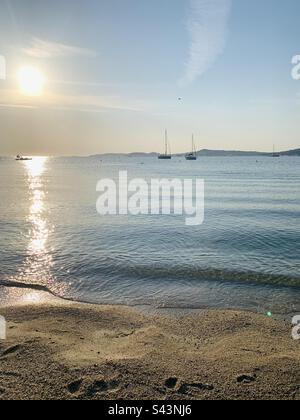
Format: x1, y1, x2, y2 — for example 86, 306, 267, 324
280, 148, 300, 156
193, 149, 268, 157
89, 148, 300, 158
90, 152, 158, 158
186, 148, 300, 157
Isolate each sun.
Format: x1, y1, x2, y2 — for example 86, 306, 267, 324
18, 66, 46, 96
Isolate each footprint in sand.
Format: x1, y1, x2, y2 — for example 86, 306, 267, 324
67, 378, 120, 397
87, 379, 120, 396
165, 377, 178, 389
67, 379, 83, 395
236, 374, 257, 384
178, 382, 214, 394
164, 377, 214, 394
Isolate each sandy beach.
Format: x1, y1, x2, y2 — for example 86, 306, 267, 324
0, 302, 299, 400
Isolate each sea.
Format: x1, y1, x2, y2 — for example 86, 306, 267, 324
0, 155, 299, 316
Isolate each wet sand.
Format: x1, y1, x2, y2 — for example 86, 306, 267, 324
0, 303, 299, 400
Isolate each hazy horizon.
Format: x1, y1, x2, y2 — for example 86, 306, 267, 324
1, 145, 300, 158
0, 0, 300, 156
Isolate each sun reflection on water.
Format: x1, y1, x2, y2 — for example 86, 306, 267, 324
20, 157, 54, 282
26, 158, 49, 256
8, 157, 64, 302
25, 156, 48, 179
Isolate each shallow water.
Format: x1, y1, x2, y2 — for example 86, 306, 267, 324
0, 155, 299, 315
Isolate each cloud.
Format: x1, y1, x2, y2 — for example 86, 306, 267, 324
22, 37, 98, 59
0, 103, 36, 110
0, 89, 145, 113
180, 0, 232, 86
43, 92, 145, 113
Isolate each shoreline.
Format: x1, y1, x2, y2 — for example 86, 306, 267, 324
0, 301, 299, 400
0, 282, 299, 321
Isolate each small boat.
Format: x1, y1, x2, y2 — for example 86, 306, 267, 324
185, 135, 197, 161
16, 155, 32, 161
158, 130, 172, 160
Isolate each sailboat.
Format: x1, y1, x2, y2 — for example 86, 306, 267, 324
158, 130, 172, 160
185, 135, 197, 161
272, 145, 280, 158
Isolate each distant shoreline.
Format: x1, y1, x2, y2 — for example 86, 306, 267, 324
89, 148, 300, 158
1, 148, 299, 159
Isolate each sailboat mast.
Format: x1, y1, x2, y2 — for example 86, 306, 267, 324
165, 130, 168, 155
158, 129, 172, 159
185, 133, 197, 160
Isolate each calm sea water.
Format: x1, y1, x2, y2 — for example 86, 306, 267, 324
0, 155, 299, 315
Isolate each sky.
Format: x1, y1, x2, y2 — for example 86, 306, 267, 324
0, 0, 299, 156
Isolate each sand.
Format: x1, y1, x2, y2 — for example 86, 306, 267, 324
0, 302, 299, 400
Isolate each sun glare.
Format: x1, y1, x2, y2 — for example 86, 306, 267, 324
18, 66, 46, 96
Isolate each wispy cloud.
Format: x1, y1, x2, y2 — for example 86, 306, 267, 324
0, 103, 37, 110
180, 0, 232, 86
22, 37, 98, 59
0, 89, 145, 113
